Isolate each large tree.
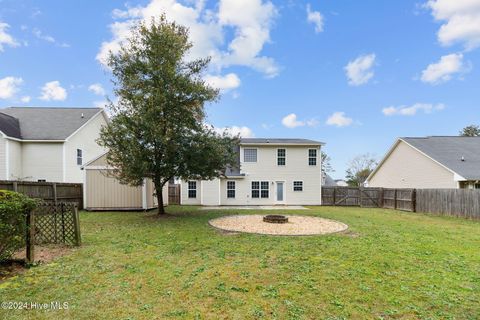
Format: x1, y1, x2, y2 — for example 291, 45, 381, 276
345, 153, 377, 187
459, 125, 480, 137
321, 151, 334, 174
98, 16, 238, 214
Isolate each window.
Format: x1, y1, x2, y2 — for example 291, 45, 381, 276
261, 181, 269, 198
188, 181, 197, 198
293, 181, 303, 191
227, 181, 235, 198
277, 149, 286, 166
77, 149, 83, 165
308, 149, 317, 166
244, 148, 257, 162
251, 181, 269, 198
251, 181, 260, 198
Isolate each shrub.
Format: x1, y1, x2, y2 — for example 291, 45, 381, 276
0, 190, 37, 262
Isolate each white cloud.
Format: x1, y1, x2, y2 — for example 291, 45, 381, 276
421, 53, 469, 84
0, 77, 23, 99
281, 113, 318, 128
0, 22, 20, 51
32, 28, 70, 47
98, 0, 279, 78
214, 125, 254, 138
282, 113, 304, 128
88, 83, 106, 96
20, 96, 31, 103
326, 112, 353, 127
39, 81, 67, 101
204, 73, 241, 91
306, 4, 324, 33
426, 0, 480, 50
344, 53, 376, 86
382, 103, 445, 116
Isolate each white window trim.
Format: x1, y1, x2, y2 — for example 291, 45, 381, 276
243, 148, 258, 163
277, 148, 286, 166
308, 148, 318, 166
227, 180, 236, 199
188, 181, 197, 199
251, 180, 269, 199
77, 148, 83, 166
293, 180, 304, 192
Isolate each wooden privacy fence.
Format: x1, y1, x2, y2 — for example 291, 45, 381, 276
168, 184, 181, 205
26, 202, 82, 263
322, 187, 416, 212
0, 180, 83, 209
322, 186, 480, 219
416, 189, 480, 219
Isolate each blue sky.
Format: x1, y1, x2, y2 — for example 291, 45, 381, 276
1, 0, 479, 179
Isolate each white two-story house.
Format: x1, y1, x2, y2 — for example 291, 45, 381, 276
0, 107, 108, 183
180, 138, 324, 206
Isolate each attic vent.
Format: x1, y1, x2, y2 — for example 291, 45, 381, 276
461, 156, 465, 162
81, 113, 84, 118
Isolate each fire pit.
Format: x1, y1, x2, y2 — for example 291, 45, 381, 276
263, 215, 288, 224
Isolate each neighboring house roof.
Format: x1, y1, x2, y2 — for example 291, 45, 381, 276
369, 136, 480, 182
0, 112, 21, 139
240, 138, 324, 145
323, 174, 337, 186
0, 107, 104, 140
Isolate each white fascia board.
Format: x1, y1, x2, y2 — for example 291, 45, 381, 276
65, 110, 106, 142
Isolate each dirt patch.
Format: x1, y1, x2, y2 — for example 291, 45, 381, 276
1, 245, 75, 282
209, 215, 348, 236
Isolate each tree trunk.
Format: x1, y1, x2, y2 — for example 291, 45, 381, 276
155, 182, 166, 215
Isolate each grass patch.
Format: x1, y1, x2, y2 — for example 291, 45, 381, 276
0, 206, 479, 319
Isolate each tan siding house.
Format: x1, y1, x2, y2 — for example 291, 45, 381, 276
180, 138, 324, 206
0, 107, 108, 183
367, 137, 480, 189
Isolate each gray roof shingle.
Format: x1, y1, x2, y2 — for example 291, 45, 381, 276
403, 136, 480, 180
240, 138, 323, 145
0, 112, 21, 139
0, 107, 103, 140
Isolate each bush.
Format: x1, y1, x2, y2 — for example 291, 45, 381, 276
0, 190, 37, 262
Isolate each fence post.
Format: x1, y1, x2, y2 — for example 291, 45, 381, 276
333, 187, 336, 205
25, 210, 35, 264
394, 189, 398, 210
72, 205, 82, 246
379, 188, 384, 208
359, 187, 363, 207
52, 183, 58, 205
13, 181, 18, 192
412, 189, 417, 212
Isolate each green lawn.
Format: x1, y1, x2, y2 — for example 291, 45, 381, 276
1, 206, 479, 319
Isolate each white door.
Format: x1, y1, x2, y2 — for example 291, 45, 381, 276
276, 181, 285, 203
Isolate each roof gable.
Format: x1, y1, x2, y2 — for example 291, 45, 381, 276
402, 136, 480, 180
0, 107, 104, 140
0, 112, 21, 139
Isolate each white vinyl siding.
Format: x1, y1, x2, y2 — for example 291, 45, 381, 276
368, 140, 457, 188
64, 112, 107, 183
0, 137, 6, 179
22, 142, 64, 182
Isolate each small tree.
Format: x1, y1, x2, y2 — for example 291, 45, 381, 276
98, 16, 238, 214
321, 151, 334, 174
345, 153, 377, 187
460, 125, 480, 137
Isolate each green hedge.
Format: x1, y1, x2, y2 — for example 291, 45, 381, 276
0, 190, 37, 262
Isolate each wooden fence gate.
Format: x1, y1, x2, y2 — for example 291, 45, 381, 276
26, 202, 82, 263
322, 187, 416, 212
168, 184, 181, 205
